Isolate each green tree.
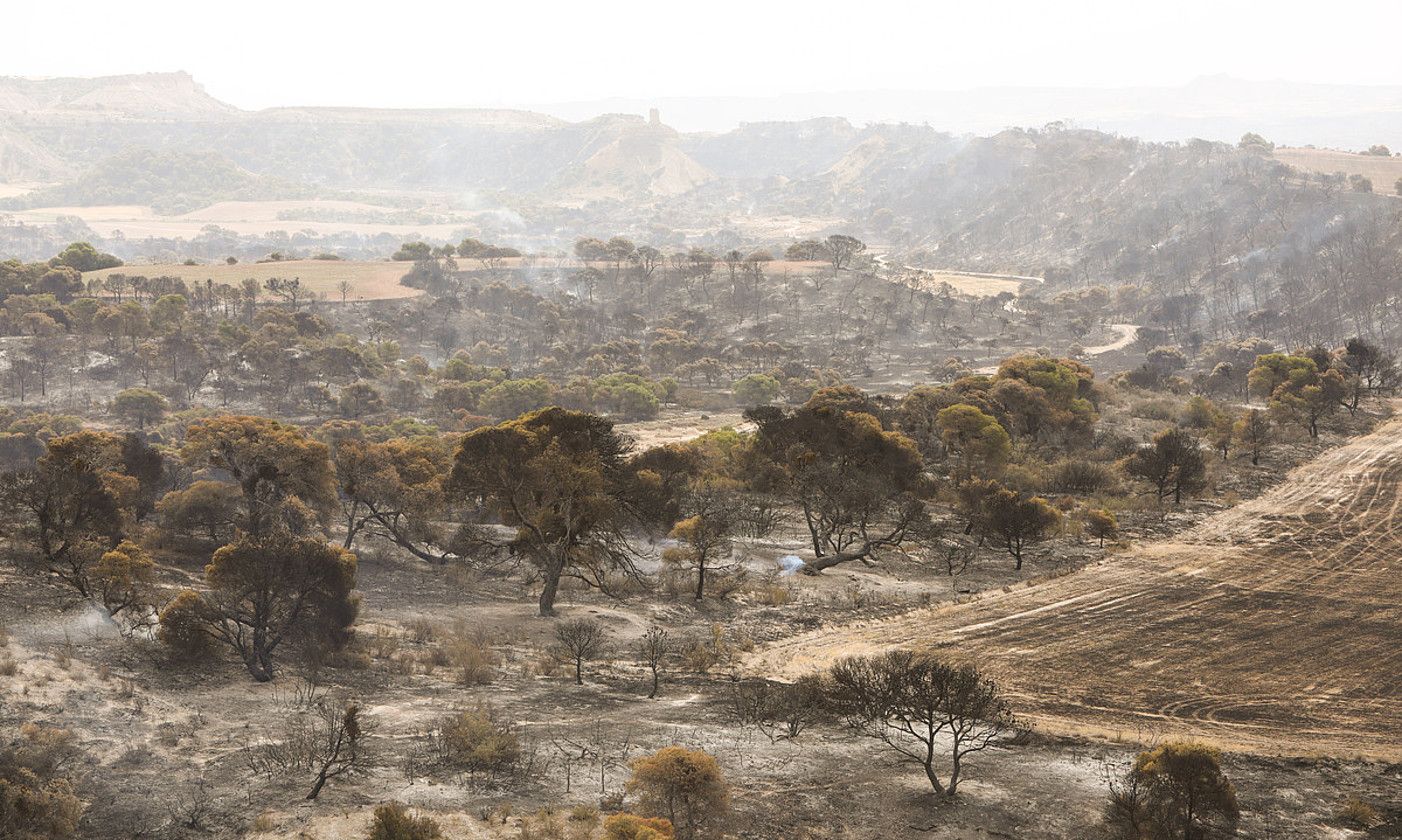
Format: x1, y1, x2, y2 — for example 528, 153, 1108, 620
1125, 428, 1207, 504
159, 535, 358, 681
111, 387, 168, 430
392, 242, 434, 261
51, 241, 122, 273
181, 416, 337, 537
747, 402, 928, 572
447, 407, 636, 615
936, 404, 1011, 482
731, 374, 780, 407
478, 378, 556, 419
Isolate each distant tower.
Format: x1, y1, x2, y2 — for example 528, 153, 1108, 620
648, 107, 660, 127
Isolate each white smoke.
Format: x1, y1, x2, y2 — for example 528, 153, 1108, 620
777, 555, 805, 576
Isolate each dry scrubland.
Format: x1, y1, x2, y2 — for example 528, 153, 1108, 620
749, 404, 1402, 761
82, 260, 423, 300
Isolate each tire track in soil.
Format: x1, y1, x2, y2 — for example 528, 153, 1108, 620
745, 406, 1402, 760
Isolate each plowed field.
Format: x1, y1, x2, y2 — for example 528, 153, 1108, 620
748, 409, 1402, 759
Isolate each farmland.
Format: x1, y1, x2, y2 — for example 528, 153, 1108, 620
749, 404, 1402, 761
81, 259, 422, 301
1275, 146, 1402, 193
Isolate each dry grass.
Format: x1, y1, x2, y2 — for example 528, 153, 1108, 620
1274, 147, 1402, 193
81, 260, 422, 301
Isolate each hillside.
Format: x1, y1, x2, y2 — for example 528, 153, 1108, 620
749, 406, 1402, 760
0, 71, 236, 117
1274, 146, 1402, 193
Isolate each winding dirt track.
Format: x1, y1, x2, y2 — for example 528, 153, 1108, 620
747, 409, 1402, 760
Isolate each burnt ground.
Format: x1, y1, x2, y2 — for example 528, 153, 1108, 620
2, 511, 1399, 839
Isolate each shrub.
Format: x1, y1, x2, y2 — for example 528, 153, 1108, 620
1047, 459, 1115, 494
367, 802, 443, 840
433, 707, 519, 776
0, 724, 85, 840
626, 747, 728, 839
1338, 796, 1381, 828
157, 590, 218, 660
604, 813, 675, 840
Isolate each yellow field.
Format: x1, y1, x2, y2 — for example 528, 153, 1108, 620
917, 270, 1028, 297
1274, 147, 1402, 193
81, 260, 422, 301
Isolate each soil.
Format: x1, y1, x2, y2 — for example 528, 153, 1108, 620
746, 403, 1402, 762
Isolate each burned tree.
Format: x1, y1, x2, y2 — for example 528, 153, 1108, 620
448, 407, 639, 616
828, 650, 1016, 796
747, 402, 931, 573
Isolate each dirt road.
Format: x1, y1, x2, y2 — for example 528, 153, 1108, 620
747, 408, 1402, 760
1085, 323, 1139, 355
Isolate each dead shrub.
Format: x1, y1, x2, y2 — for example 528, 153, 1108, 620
1338, 796, 1381, 828
405, 618, 438, 645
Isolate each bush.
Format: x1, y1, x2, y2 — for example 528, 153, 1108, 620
367, 802, 442, 840
157, 590, 218, 660
0, 724, 86, 840
1338, 796, 1381, 828
626, 747, 728, 839
604, 813, 675, 840
1047, 459, 1116, 494
731, 374, 780, 407
433, 707, 519, 776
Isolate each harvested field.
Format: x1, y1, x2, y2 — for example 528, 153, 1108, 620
748, 404, 1402, 760
915, 270, 1030, 297
81, 259, 422, 300
1275, 147, 1402, 193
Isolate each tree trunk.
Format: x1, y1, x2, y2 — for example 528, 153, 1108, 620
648, 667, 659, 699
307, 768, 329, 800
922, 761, 945, 795
802, 546, 872, 573
694, 560, 706, 600
539, 564, 562, 616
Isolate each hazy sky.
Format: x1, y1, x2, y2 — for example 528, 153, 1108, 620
7, 0, 1402, 109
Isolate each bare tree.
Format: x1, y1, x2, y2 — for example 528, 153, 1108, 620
553, 619, 610, 685
241, 701, 373, 800
636, 626, 673, 699
828, 650, 1016, 795
729, 676, 826, 742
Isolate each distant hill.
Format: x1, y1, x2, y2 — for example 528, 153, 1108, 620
3, 73, 1399, 206
0, 71, 236, 117
534, 76, 1402, 150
